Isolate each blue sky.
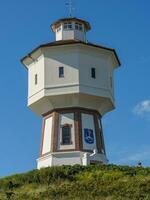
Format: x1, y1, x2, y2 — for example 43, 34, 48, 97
0, 0, 150, 177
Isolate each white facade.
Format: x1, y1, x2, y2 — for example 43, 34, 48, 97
37, 151, 108, 169
28, 55, 44, 98
23, 44, 118, 116
40, 112, 100, 155
38, 111, 108, 168
22, 17, 120, 169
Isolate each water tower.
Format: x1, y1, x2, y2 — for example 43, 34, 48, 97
21, 17, 120, 169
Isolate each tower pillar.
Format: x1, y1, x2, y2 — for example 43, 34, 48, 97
37, 107, 108, 168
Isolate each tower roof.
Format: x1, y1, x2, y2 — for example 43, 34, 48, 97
51, 17, 91, 32
21, 40, 121, 67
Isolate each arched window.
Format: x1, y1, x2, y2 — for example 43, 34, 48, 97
61, 124, 72, 145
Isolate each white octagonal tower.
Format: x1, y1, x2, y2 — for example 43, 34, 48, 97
21, 17, 120, 169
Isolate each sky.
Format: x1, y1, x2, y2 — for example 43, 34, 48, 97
0, 0, 150, 177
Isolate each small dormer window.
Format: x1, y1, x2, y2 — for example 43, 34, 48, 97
75, 23, 83, 31
64, 22, 72, 30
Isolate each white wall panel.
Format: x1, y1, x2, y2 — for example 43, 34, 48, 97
42, 116, 52, 155
52, 153, 81, 166
28, 56, 44, 97
82, 113, 97, 151
37, 155, 52, 169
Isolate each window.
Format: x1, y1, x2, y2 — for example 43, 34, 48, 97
59, 67, 64, 78
57, 26, 61, 32
110, 76, 113, 88
64, 22, 72, 30
79, 24, 83, 31
61, 124, 72, 145
64, 23, 67, 29
35, 74, 38, 85
75, 23, 83, 31
91, 68, 96, 79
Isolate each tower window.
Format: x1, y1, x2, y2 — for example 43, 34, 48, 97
61, 124, 72, 145
91, 68, 96, 79
110, 76, 113, 88
75, 23, 83, 31
64, 22, 72, 30
59, 67, 64, 78
57, 26, 61, 32
79, 24, 83, 31
35, 74, 38, 85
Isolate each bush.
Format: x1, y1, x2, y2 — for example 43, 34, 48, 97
0, 164, 150, 200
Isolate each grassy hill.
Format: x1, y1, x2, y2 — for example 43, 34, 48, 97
0, 164, 150, 200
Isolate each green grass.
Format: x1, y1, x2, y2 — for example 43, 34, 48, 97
0, 164, 150, 200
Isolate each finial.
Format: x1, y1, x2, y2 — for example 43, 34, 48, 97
65, 0, 74, 17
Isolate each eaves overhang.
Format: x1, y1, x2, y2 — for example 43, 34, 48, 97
51, 17, 91, 32
21, 40, 121, 69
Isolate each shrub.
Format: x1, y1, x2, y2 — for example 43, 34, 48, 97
0, 164, 150, 200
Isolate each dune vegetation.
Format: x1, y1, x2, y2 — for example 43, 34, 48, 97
0, 164, 150, 200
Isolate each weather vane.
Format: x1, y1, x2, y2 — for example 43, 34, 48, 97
65, 0, 74, 17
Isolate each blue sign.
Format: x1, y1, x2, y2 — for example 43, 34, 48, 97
84, 129, 94, 144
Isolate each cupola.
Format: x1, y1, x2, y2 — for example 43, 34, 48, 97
51, 17, 91, 42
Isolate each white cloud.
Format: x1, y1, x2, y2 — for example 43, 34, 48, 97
133, 100, 150, 116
